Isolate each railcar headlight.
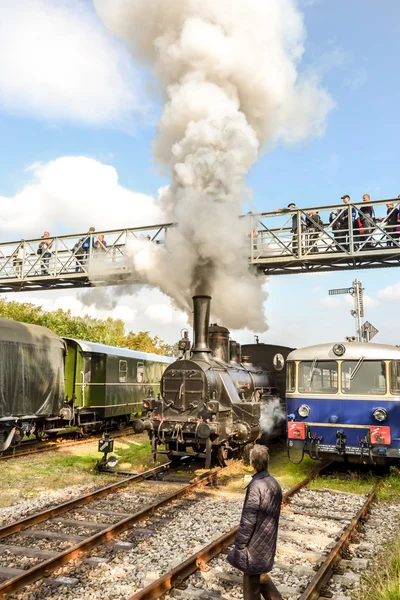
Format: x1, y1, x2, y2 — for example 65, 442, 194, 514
298, 404, 311, 418
206, 401, 218, 412
373, 408, 387, 422
333, 343, 346, 356
143, 399, 151, 409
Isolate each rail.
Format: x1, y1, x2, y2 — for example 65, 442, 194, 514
0, 198, 399, 292
127, 464, 329, 600
0, 462, 236, 597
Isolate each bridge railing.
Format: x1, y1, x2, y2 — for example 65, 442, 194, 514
247, 198, 400, 264
0, 198, 398, 288
0, 223, 172, 286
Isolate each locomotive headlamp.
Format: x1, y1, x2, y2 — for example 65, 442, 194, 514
143, 400, 151, 409
298, 404, 311, 418
373, 408, 388, 422
333, 343, 346, 356
206, 401, 218, 412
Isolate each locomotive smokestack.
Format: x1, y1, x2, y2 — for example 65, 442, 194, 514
192, 295, 211, 354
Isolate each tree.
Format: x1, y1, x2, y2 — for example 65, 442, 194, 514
0, 297, 170, 355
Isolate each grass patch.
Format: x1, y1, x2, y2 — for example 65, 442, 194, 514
357, 530, 400, 600
0, 434, 166, 509
268, 443, 317, 490
308, 466, 400, 500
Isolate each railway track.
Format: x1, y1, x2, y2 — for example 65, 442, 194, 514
0, 428, 137, 462
0, 460, 238, 598
128, 473, 380, 600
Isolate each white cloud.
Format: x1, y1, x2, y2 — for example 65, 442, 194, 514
144, 303, 187, 325
344, 294, 379, 308
377, 283, 400, 302
15, 287, 189, 342
0, 156, 163, 239
19, 292, 137, 328
0, 0, 143, 127
318, 296, 341, 307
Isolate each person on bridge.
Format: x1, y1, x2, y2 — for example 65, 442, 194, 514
37, 231, 52, 275
95, 234, 107, 253
228, 445, 282, 600
286, 203, 305, 256
338, 195, 358, 250
12, 243, 25, 277
358, 194, 376, 249
379, 203, 400, 247
305, 211, 323, 253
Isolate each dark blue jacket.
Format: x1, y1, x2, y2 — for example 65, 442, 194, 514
338, 206, 357, 226
80, 235, 96, 250
227, 471, 282, 575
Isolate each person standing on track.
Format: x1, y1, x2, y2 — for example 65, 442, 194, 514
228, 445, 283, 600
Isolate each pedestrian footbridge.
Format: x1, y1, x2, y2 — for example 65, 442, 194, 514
0, 198, 399, 293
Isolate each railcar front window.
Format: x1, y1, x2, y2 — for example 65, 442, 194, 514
286, 362, 295, 392
390, 361, 400, 394
342, 361, 386, 395
298, 361, 338, 393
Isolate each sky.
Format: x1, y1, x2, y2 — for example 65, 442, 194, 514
0, 0, 399, 348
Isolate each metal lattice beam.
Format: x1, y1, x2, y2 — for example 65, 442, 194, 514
0, 198, 400, 293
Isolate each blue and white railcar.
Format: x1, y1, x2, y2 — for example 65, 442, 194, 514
286, 342, 400, 465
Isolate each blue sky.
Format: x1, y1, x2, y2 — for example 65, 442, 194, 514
0, 0, 399, 346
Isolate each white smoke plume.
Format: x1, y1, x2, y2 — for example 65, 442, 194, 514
95, 0, 333, 332
260, 397, 286, 436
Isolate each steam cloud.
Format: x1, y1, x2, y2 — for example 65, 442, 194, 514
95, 0, 333, 332
260, 397, 286, 436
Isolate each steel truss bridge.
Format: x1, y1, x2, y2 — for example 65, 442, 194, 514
0, 198, 399, 294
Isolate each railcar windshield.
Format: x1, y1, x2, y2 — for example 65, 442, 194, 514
286, 362, 295, 392
390, 361, 400, 394
298, 360, 338, 393
341, 360, 386, 395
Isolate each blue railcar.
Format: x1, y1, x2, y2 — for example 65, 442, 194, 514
286, 342, 400, 465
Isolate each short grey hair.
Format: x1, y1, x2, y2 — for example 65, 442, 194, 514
250, 445, 269, 472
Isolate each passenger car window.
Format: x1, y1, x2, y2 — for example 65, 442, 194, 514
342, 361, 386, 395
119, 360, 128, 383
137, 362, 144, 383
390, 361, 400, 394
298, 361, 338, 393
83, 355, 91, 384
286, 362, 295, 392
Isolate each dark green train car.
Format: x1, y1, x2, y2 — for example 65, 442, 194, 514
64, 339, 173, 433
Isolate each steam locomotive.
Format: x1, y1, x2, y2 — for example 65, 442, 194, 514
134, 295, 292, 467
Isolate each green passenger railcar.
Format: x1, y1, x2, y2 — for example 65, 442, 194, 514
64, 339, 173, 432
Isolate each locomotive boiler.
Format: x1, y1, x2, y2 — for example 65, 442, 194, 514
134, 295, 289, 467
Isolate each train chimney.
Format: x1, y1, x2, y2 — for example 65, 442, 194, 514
192, 295, 211, 355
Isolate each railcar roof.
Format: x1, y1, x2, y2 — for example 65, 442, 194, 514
288, 342, 400, 361
0, 317, 65, 348
64, 338, 175, 364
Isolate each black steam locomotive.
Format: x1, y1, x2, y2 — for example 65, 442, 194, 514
133, 295, 292, 467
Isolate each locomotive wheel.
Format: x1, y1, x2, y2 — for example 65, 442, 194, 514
216, 444, 235, 467
10, 429, 23, 448
117, 419, 128, 431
